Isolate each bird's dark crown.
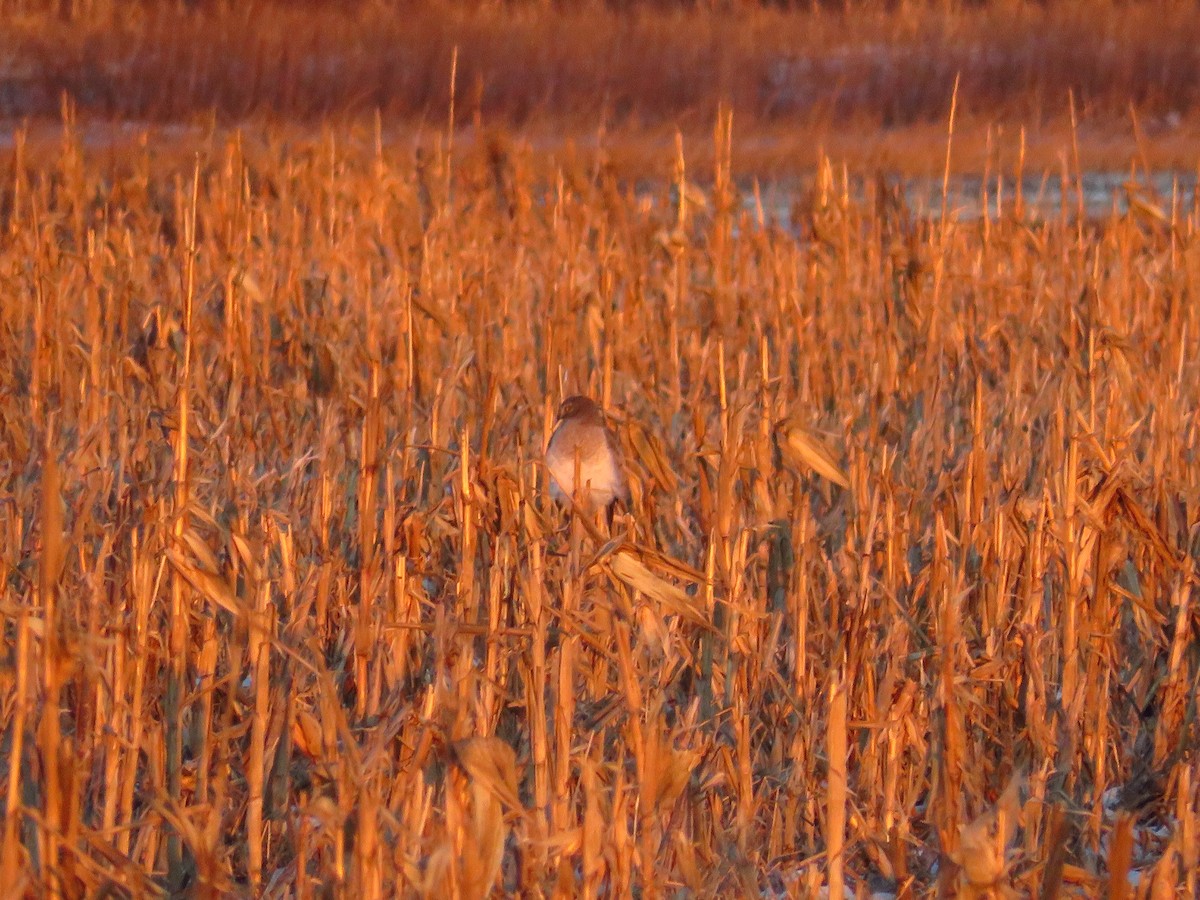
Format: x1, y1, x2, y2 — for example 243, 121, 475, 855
556, 395, 604, 424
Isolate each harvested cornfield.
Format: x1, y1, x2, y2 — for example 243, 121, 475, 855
0, 3, 1199, 896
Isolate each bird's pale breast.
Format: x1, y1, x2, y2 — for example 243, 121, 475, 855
546, 423, 625, 508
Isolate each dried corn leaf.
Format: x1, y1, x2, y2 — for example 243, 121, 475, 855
777, 421, 849, 488
166, 548, 242, 616
625, 419, 678, 492
655, 745, 699, 810
952, 769, 1025, 895
604, 549, 713, 631
1128, 194, 1167, 226
292, 709, 324, 760
451, 736, 520, 899
452, 736, 522, 814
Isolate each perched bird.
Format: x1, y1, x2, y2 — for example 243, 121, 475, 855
545, 395, 631, 518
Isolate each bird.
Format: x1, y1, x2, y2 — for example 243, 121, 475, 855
544, 395, 631, 520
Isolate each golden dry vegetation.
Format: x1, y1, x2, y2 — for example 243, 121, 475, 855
1, 2, 1200, 898
1, 111, 1198, 898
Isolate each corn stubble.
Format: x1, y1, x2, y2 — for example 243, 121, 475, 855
0, 120, 1198, 898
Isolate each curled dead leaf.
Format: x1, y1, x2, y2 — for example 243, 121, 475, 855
450, 736, 522, 898
603, 549, 713, 632
625, 419, 678, 493
292, 709, 324, 760
952, 770, 1026, 895
451, 736, 522, 815
776, 420, 849, 488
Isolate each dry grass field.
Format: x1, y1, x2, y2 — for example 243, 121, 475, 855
1, 1, 1200, 898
